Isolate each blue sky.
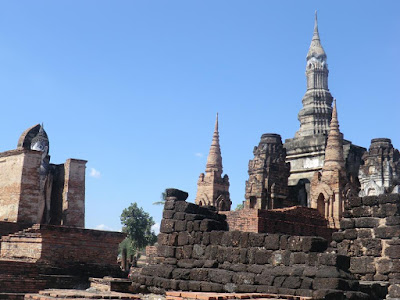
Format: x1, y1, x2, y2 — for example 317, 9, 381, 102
0, 1, 398, 233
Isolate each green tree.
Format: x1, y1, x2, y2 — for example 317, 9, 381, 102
235, 203, 244, 210
120, 202, 157, 255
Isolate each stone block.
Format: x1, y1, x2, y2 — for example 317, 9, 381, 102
165, 188, 188, 201
362, 196, 378, 206
228, 263, 245, 273
340, 218, 355, 229
162, 210, 174, 219
208, 269, 233, 284
357, 228, 373, 238
157, 233, 169, 245
193, 220, 201, 231
185, 213, 203, 221
313, 278, 349, 290
254, 249, 272, 265
200, 219, 223, 231
174, 220, 187, 232
386, 216, 400, 226
313, 289, 345, 300
174, 212, 186, 220
300, 277, 313, 289
385, 244, 400, 259
174, 201, 198, 213
192, 244, 206, 259
247, 264, 264, 274
348, 197, 362, 207
160, 219, 175, 233
249, 232, 265, 247
256, 285, 278, 294
221, 232, 233, 246
177, 259, 195, 268
288, 236, 303, 251
273, 276, 286, 287
318, 253, 350, 270
375, 225, 400, 239
164, 200, 175, 210
302, 236, 328, 252
378, 193, 400, 204
239, 232, 250, 248
187, 280, 201, 291
350, 257, 376, 274
157, 245, 175, 258
344, 229, 358, 240
182, 245, 193, 258
352, 206, 371, 217
232, 272, 255, 285
264, 234, 280, 250
282, 276, 302, 289
172, 268, 191, 280
186, 221, 194, 232
203, 259, 217, 268
290, 252, 307, 264
332, 232, 344, 242
189, 269, 208, 281
255, 271, 274, 285
388, 283, 400, 298
177, 232, 189, 246
303, 266, 317, 277
354, 217, 379, 228
279, 235, 289, 249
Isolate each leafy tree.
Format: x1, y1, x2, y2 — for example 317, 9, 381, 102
152, 189, 167, 206
235, 203, 244, 210
120, 202, 157, 255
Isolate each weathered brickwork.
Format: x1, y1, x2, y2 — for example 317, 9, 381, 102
0, 149, 42, 224
332, 194, 400, 299
221, 207, 335, 242
244, 134, 291, 210
132, 189, 370, 299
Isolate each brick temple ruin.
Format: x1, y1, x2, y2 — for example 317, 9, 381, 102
129, 13, 400, 300
0, 124, 125, 299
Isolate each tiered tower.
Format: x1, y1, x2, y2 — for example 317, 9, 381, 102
195, 114, 231, 211
310, 101, 348, 228
244, 134, 290, 210
284, 13, 365, 206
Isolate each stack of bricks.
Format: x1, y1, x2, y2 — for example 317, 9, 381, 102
332, 194, 400, 299
131, 189, 370, 300
221, 206, 335, 242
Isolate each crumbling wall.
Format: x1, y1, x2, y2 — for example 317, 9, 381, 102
221, 206, 335, 241
132, 189, 369, 299
332, 194, 400, 299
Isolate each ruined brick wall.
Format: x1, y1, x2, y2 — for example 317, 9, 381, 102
332, 194, 400, 299
221, 207, 335, 241
132, 189, 369, 299
0, 149, 41, 224
0, 224, 124, 268
62, 159, 86, 227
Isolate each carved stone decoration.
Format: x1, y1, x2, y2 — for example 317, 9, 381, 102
244, 133, 290, 210
195, 114, 231, 211
358, 138, 400, 196
311, 101, 349, 228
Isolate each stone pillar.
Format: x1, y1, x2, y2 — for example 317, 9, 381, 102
121, 248, 127, 271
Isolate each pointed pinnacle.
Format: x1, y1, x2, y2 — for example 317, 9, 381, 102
313, 10, 320, 40
215, 113, 219, 133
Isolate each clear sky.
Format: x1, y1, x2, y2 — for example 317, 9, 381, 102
0, 1, 399, 233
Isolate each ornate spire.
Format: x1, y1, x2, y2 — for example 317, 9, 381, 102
206, 113, 223, 175
307, 11, 326, 61
323, 99, 345, 171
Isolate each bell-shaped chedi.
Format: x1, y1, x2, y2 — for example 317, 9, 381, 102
195, 114, 231, 211
310, 100, 350, 228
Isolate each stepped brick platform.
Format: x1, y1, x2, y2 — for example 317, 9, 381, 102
165, 291, 312, 300
0, 224, 126, 298
24, 289, 141, 300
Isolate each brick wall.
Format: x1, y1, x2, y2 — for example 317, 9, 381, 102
221, 207, 335, 241
62, 159, 87, 227
332, 194, 400, 299
131, 189, 369, 299
0, 224, 125, 268
0, 149, 41, 224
